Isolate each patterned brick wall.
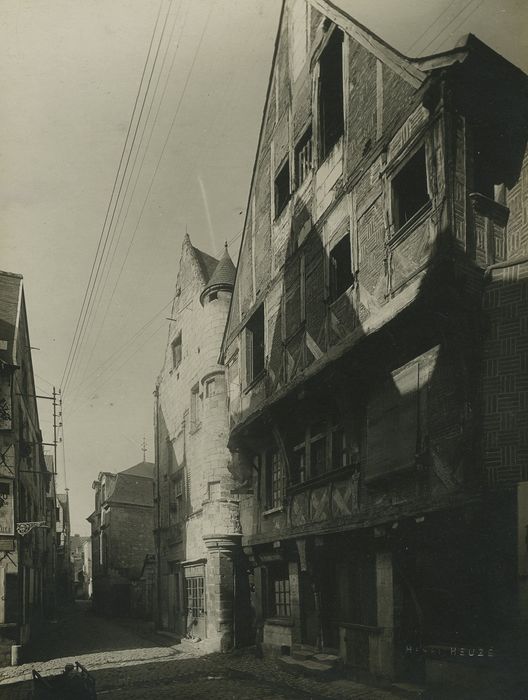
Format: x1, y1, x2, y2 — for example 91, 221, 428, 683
482, 260, 528, 486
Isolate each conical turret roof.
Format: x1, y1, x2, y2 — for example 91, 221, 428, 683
200, 243, 236, 305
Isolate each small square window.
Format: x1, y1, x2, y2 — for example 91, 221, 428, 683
392, 146, 429, 232
275, 158, 291, 218
329, 235, 353, 302
208, 481, 220, 500
295, 126, 312, 187
171, 332, 182, 369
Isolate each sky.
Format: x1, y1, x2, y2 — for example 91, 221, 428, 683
1, 0, 527, 535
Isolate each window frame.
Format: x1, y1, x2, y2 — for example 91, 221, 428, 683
266, 562, 291, 619
170, 469, 184, 524
171, 332, 182, 370
328, 233, 354, 302
245, 305, 266, 386
318, 27, 345, 163
295, 124, 313, 188
391, 144, 431, 235
274, 157, 291, 219
204, 377, 216, 398
265, 450, 286, 510
190, 383, 202, 431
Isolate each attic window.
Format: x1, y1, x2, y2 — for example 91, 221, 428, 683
329, 235, 353, 302
319, 28, 344, 161
392, 146, 429, 232
171, 332, 182, 369
275, 158, 291, 218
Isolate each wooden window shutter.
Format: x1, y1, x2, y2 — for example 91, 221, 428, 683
366, 361, 420, 481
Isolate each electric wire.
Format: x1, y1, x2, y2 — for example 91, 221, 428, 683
79, 0, 214, 362
405, 0, 459, 54
76, 0, 186, 388
65, 299, 172, 403
62, 1, 173, 398
60, 0, 164, 395
77, 0, 192, 385
419, 0, 483, 55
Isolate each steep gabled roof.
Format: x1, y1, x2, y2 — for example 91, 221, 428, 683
0, 270, 23, 366
310, 0, 425, 87
120, 460, 155, 478
192, 245, 219, 283
107, 470, 154, 507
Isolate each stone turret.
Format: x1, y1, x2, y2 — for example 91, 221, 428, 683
154, 236, 240, 652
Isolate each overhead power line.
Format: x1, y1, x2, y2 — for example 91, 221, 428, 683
65, 299, 172, 403
77, 0, 191, 386
62, 1, 173, 398
60, 0, 166, 397
406, 0, 459, 54
419, 0, 483, 55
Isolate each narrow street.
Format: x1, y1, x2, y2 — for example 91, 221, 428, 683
0, 602, 400, 700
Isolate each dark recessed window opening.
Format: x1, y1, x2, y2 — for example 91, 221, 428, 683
275, 159, 291, 218
473, 147, 495, 199
209, 291, 218, 301
319, 28, 344, 162
329, 235, 353, 301
295, 126, 312, 187
245, 305, 265, 383
392, 146, 429, 231
171, 332, 182, 369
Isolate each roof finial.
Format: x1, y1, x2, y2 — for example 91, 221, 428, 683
224, 241, 228, 251
141, 436, 147, 462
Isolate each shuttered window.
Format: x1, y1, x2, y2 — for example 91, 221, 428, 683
366, 348, 439, 481
367, 361, 420, 481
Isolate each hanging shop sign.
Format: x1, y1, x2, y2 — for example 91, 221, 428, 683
0, 478, 14, 536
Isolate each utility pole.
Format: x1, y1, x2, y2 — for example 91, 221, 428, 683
52, 387, 58, 472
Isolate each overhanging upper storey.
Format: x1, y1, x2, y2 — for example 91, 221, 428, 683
221, 0, 528, 437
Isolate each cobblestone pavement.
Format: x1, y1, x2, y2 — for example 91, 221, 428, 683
0, 602, 401, 699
